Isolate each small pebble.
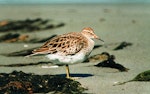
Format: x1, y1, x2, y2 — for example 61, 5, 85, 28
41, 65, 59, 68
24, 44, 29, 48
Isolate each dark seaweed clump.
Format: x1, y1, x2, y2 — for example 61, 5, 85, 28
0, 18, 65, 32
113, 70, 150, 86
94, 52, 129, 72
0, 71, 86, 94
0, 33, 57, 43
113, 41, 132, 50
133, 70, 150, 81
0, 33, 20, 42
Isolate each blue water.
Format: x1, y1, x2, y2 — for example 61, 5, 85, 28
0, 0, 150, 4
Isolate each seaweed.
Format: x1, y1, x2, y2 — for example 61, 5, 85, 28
113, 41, 132, 50
0, 71, 86, 94
0, 33, 29, 43
0, 33, 20, 42
113, 70, 150, 86
0, 33, 56, 43
0, 18, 65, 32
93, 45, 103, 49
94, 52, 129, 72
133, 70, 150, 81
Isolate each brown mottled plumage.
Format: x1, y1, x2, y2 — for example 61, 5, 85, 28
32, 32, 88, 56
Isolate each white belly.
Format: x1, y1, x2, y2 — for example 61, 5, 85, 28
46, 52, 86, 65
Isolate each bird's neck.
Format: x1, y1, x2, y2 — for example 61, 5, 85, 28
83, 36, 95, 56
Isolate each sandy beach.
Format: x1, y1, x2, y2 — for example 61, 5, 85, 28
0, 3, 150, 94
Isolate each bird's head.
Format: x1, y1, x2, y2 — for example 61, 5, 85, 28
81, 27, 104, 42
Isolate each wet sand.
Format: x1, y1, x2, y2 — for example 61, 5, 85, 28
0, 3, 150, 94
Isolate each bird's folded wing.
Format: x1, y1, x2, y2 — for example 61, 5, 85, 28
32, 33, 87, 56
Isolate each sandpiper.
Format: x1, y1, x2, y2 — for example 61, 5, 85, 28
28, 27, 103, 78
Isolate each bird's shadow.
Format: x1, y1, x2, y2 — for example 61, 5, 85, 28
56, 73, 93, 78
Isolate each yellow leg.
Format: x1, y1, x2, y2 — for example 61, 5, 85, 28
65, 65, 80, 80
65, 65, 70, 78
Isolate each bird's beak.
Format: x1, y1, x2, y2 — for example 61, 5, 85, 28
94, 35, 104, 42
98, 38, 104, 42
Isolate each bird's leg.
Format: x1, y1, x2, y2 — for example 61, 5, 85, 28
65, 64, 79, 80
65, 64, 70, 78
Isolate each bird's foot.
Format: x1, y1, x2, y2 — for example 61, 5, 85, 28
67, 76, 81, 80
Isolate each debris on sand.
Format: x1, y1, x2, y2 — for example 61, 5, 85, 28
0, 71, 86, 94
85, 52, 109, 62
113, 41, 132, 50
0, 18, 65, 32
99, 18, 106, 22
0, 33, 57, 43
94, 52, 129, 72
132, 70, 150, 81
113, 70, 150, 86
0, 33, 29, 43
93, 45, 103, 49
